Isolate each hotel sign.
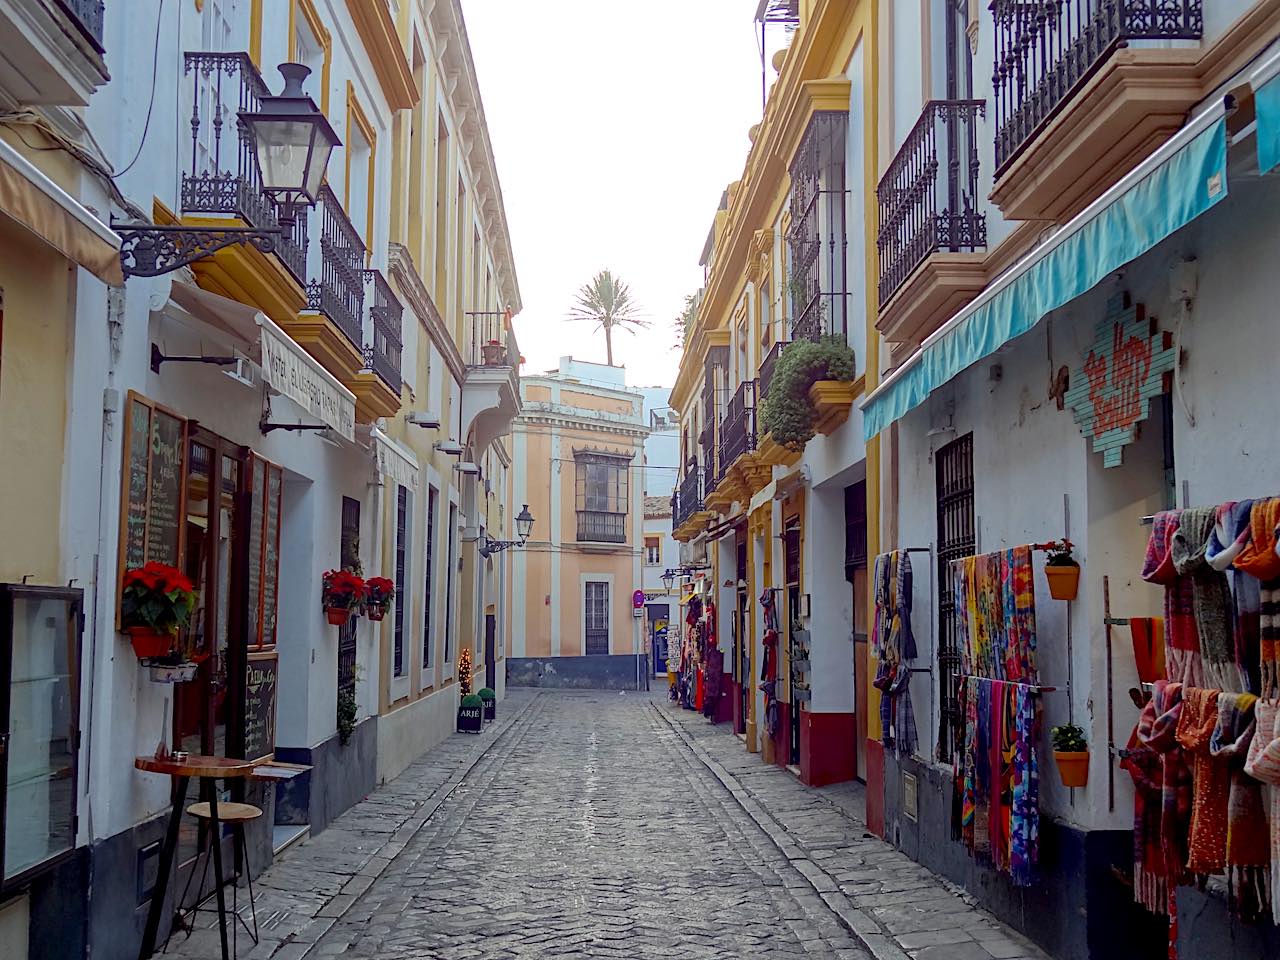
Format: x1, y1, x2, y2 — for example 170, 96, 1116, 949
260, 320, 356, 441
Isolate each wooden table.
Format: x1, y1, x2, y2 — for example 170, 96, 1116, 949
134, 755, 259, 960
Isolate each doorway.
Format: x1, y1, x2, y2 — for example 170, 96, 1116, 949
484, 607, 496, 691
646, 603, 669, 677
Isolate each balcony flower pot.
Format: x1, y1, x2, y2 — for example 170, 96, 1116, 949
1044, 539, 1079, 601
482, 340, 506, 365
458, 694, 484, 734
1052, 723, 1089, 787
363, 576, 394, 622
121, 562, 198, 660
326, 606, 352, 626
479, 687, 496, 721
128, 626, 174, 660
322, 569, 366, 626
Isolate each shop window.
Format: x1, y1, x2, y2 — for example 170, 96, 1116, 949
393, 485, 411, 678
644, 536, 661, 566
935, 432, 975, 763
423, 485, 437, 669
584, 582, 609, 655
0, 585, 82, 891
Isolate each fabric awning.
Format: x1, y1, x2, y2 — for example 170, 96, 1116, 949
1252, 46, 1280, 175
370, 427, 419, 488
259, 317, 356, 442
0, 135, 122, 284
169, 281, 265, 350
861, 100, 1229, 441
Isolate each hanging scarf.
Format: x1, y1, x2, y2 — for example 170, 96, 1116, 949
1236, 499, 1280, 697
872, 553, 892, 658
1130, 618, 1166, 685
1171, 507, 1240, 691
1208, 692, 1267, 919
1176, 687, 1228, 877
953, 557, 974, 676
875, 662, 917, 759
892, 552, 916, 662
1143, 510, 1203, 687
1126, 681, 1190, 915
1009, 683, 1040, 887
1243, 700, 1280, 919
1003, 546, 1037, 683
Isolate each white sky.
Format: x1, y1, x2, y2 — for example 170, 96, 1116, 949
462, 0, 780, 388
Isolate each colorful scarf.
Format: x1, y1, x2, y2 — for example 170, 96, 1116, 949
1171, 507, 1240, 691
875, 661, 918, 759
1130, 618, 1166, 685
952, 549, 1038, 683
1001, 547, 1037, 683
1143, 510, 1203, 687
953, 556, 974, 676
1236, 499, 1280, 697
1208, 692, 1266, 919
1176, 687, 1227, 877
1009, 683, 1040, 887
872, 552, 892, 659
1243, 700, 1280, 918
1126, 681, 1190, 915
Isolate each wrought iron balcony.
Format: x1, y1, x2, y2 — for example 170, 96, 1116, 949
577, 510, 627, 544
758, 340, 790, 403
788, 111, 850, 342
57, 0, 104, 50
364, 269, 403, 391
674, 467, 705, 529
718, 380, 757, 481
877, 100, 986, 306
991, 0, 1203, 173
180, 52, 309, 285
306, 184, 366, 350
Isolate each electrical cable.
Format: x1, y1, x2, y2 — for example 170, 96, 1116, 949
113, 0, 167, 178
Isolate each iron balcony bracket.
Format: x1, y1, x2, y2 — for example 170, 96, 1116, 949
113, 220, 283, 279
150, 343, 239, 375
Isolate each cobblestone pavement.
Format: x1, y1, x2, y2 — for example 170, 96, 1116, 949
174, 689, 1050, 960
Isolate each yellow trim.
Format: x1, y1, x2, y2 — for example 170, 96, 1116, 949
344, 0, 418, 110
289, 0, 332, 115
249, 0, 262, 66
345, 81, 378, 253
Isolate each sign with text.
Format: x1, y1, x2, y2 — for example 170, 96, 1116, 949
1064, 294, 1175, 468
373, 429, 419, 488
244, 651, 278, 763
632, 589, 645, 609
260, 321, 355, 441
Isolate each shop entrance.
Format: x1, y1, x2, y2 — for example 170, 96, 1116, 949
646, 603, 669, 676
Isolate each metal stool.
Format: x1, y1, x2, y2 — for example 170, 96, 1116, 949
177, 801, 262, 957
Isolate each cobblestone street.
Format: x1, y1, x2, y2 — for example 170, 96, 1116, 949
174, 691, 1048, 960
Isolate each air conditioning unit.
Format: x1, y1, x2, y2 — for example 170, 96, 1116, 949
222, 353, 258, 389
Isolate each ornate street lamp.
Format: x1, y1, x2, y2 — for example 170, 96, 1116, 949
115, 63, 340, 278
661, 569, 676, 592
478, 505, 536, 558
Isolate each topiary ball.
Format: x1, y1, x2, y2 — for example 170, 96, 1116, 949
478, 687, 496, 701
461, 693, 484, 709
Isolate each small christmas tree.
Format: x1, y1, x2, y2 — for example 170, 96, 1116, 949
457, 647, 473, 696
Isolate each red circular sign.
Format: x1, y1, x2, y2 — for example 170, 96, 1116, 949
632, 589, 645, 609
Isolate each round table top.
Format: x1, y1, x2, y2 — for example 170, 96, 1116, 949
134, 754, 259, 778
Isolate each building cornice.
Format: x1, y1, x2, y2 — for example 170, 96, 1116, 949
516, 408, 648, 440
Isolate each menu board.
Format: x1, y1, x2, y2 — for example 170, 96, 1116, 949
119, 394, 186, 618
123, 400, 152, 571
246, 458, 265, 647
262, 465, 281, 645
146, 409, 184, 566
243, 651, 278, 763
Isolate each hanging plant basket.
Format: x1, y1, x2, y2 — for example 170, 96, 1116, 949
127, 626, 174, 660
1045, 562, 1080, 601
1054, 750, 1089, 787
365, 607, 386, 622
145, 660, 200, 684
326, 606, 352, 626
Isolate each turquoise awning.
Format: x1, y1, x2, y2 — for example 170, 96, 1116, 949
1253, 48, 1280, 175
862, 102, 1229, 442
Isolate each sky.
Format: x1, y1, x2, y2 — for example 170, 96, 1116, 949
462, 0, 781, 389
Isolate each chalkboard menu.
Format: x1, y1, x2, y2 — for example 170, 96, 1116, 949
244, 652, 278, 763
245, 455, 283, 648
119, 395, 186, 608
246, 458, 265, 646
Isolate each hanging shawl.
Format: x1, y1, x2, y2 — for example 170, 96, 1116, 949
1208, 692, 1267, 919
1009, 683, 1040, 887
1126, 681, 1190, 915
1235, 499, 1280, 698
1143, 511, 1203, 687
1243, 700, 1280, 919
1170, 507, 1239, 691
953, 557, 974, 676
1130, 619, 1166, 685
1176, 687, 1228, 877
875, 662, 917, 759
890, 552, 916, 662
1002, 546, 1037, 683
1207, 500, 1260, 693
872, 553, 892, 658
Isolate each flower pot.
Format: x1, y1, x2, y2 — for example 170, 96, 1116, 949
128, 626, 173, 660
1045, 562, 1080, 601
146, 661, 200, 683
482, 699, 496, 721
1055, 750, 1089, 787
457, 705, 483, 734
365, 607, 386, 622
326, 606, 352, 626
481, 342, 506, 366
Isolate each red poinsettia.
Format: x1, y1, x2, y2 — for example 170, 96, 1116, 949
364, 576, 395, 612
322, 569, 366, 610
121, 562, 198, 635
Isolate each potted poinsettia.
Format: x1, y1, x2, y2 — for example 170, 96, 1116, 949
458, 693, 484, 733
1052, 723, 1089, 787
121, 562, 198, 660
1044, 539, 1080, 601
481, 339, 506, 366
478, 687, 496, 721
322, 569, 366, 625
364, 576, 395, 622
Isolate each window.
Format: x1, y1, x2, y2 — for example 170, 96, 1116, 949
444, 504, 457, 665
423, 485, 437, 668
935, 433, 975, 763
645, 536, 661, 566
584, 582, 609, 655
290, 0, 331, 115
345, 86, 375, 248
575, 453, 629, 543
1, 584, 82, 891
393, 485, 411, 678
433, 113, 450, 297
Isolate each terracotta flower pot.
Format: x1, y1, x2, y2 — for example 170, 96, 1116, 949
1055, 750, 1089, 788
1045, 562, 1080, 601
366, 607, 386, 622
326, 606, 352, 626
128, 626, 173, 660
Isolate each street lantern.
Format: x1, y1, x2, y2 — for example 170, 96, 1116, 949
515, 504, 534, 544
661, 569, 675, 592
239, 63, 341, 227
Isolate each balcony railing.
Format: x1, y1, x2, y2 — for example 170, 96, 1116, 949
181, 52, 308, 286
991, 0, 1203, 172
673, 468, 705, 529
758, 340, 790, 403
465, 312, 520, 368
57, 0, 105, 50
364, 270, 403, 390
788, 111, 850, 342
718, 380, 757, 481
307, 185, 366, 350
577, 510, 627, 544
877, 100, 986, 306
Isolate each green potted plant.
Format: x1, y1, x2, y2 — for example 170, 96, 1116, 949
458, 693, 484, 734
121, 562, 198, 660
1052, 722, 1089, 787
758, 334, 856, 449
1044, 539, 1080, 601
478, 687, 496, 721
363, 576, 395, 621
322, 569, 366, 625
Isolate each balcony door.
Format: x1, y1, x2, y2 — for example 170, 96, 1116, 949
942, 0, 976, 234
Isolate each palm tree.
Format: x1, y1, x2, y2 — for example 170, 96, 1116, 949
567, 270, 647, 366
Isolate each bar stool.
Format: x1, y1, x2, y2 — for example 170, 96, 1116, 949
176, 801, 262, 957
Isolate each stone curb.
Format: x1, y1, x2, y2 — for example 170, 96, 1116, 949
253, 691, 545, 960
649, 701, 912, 960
